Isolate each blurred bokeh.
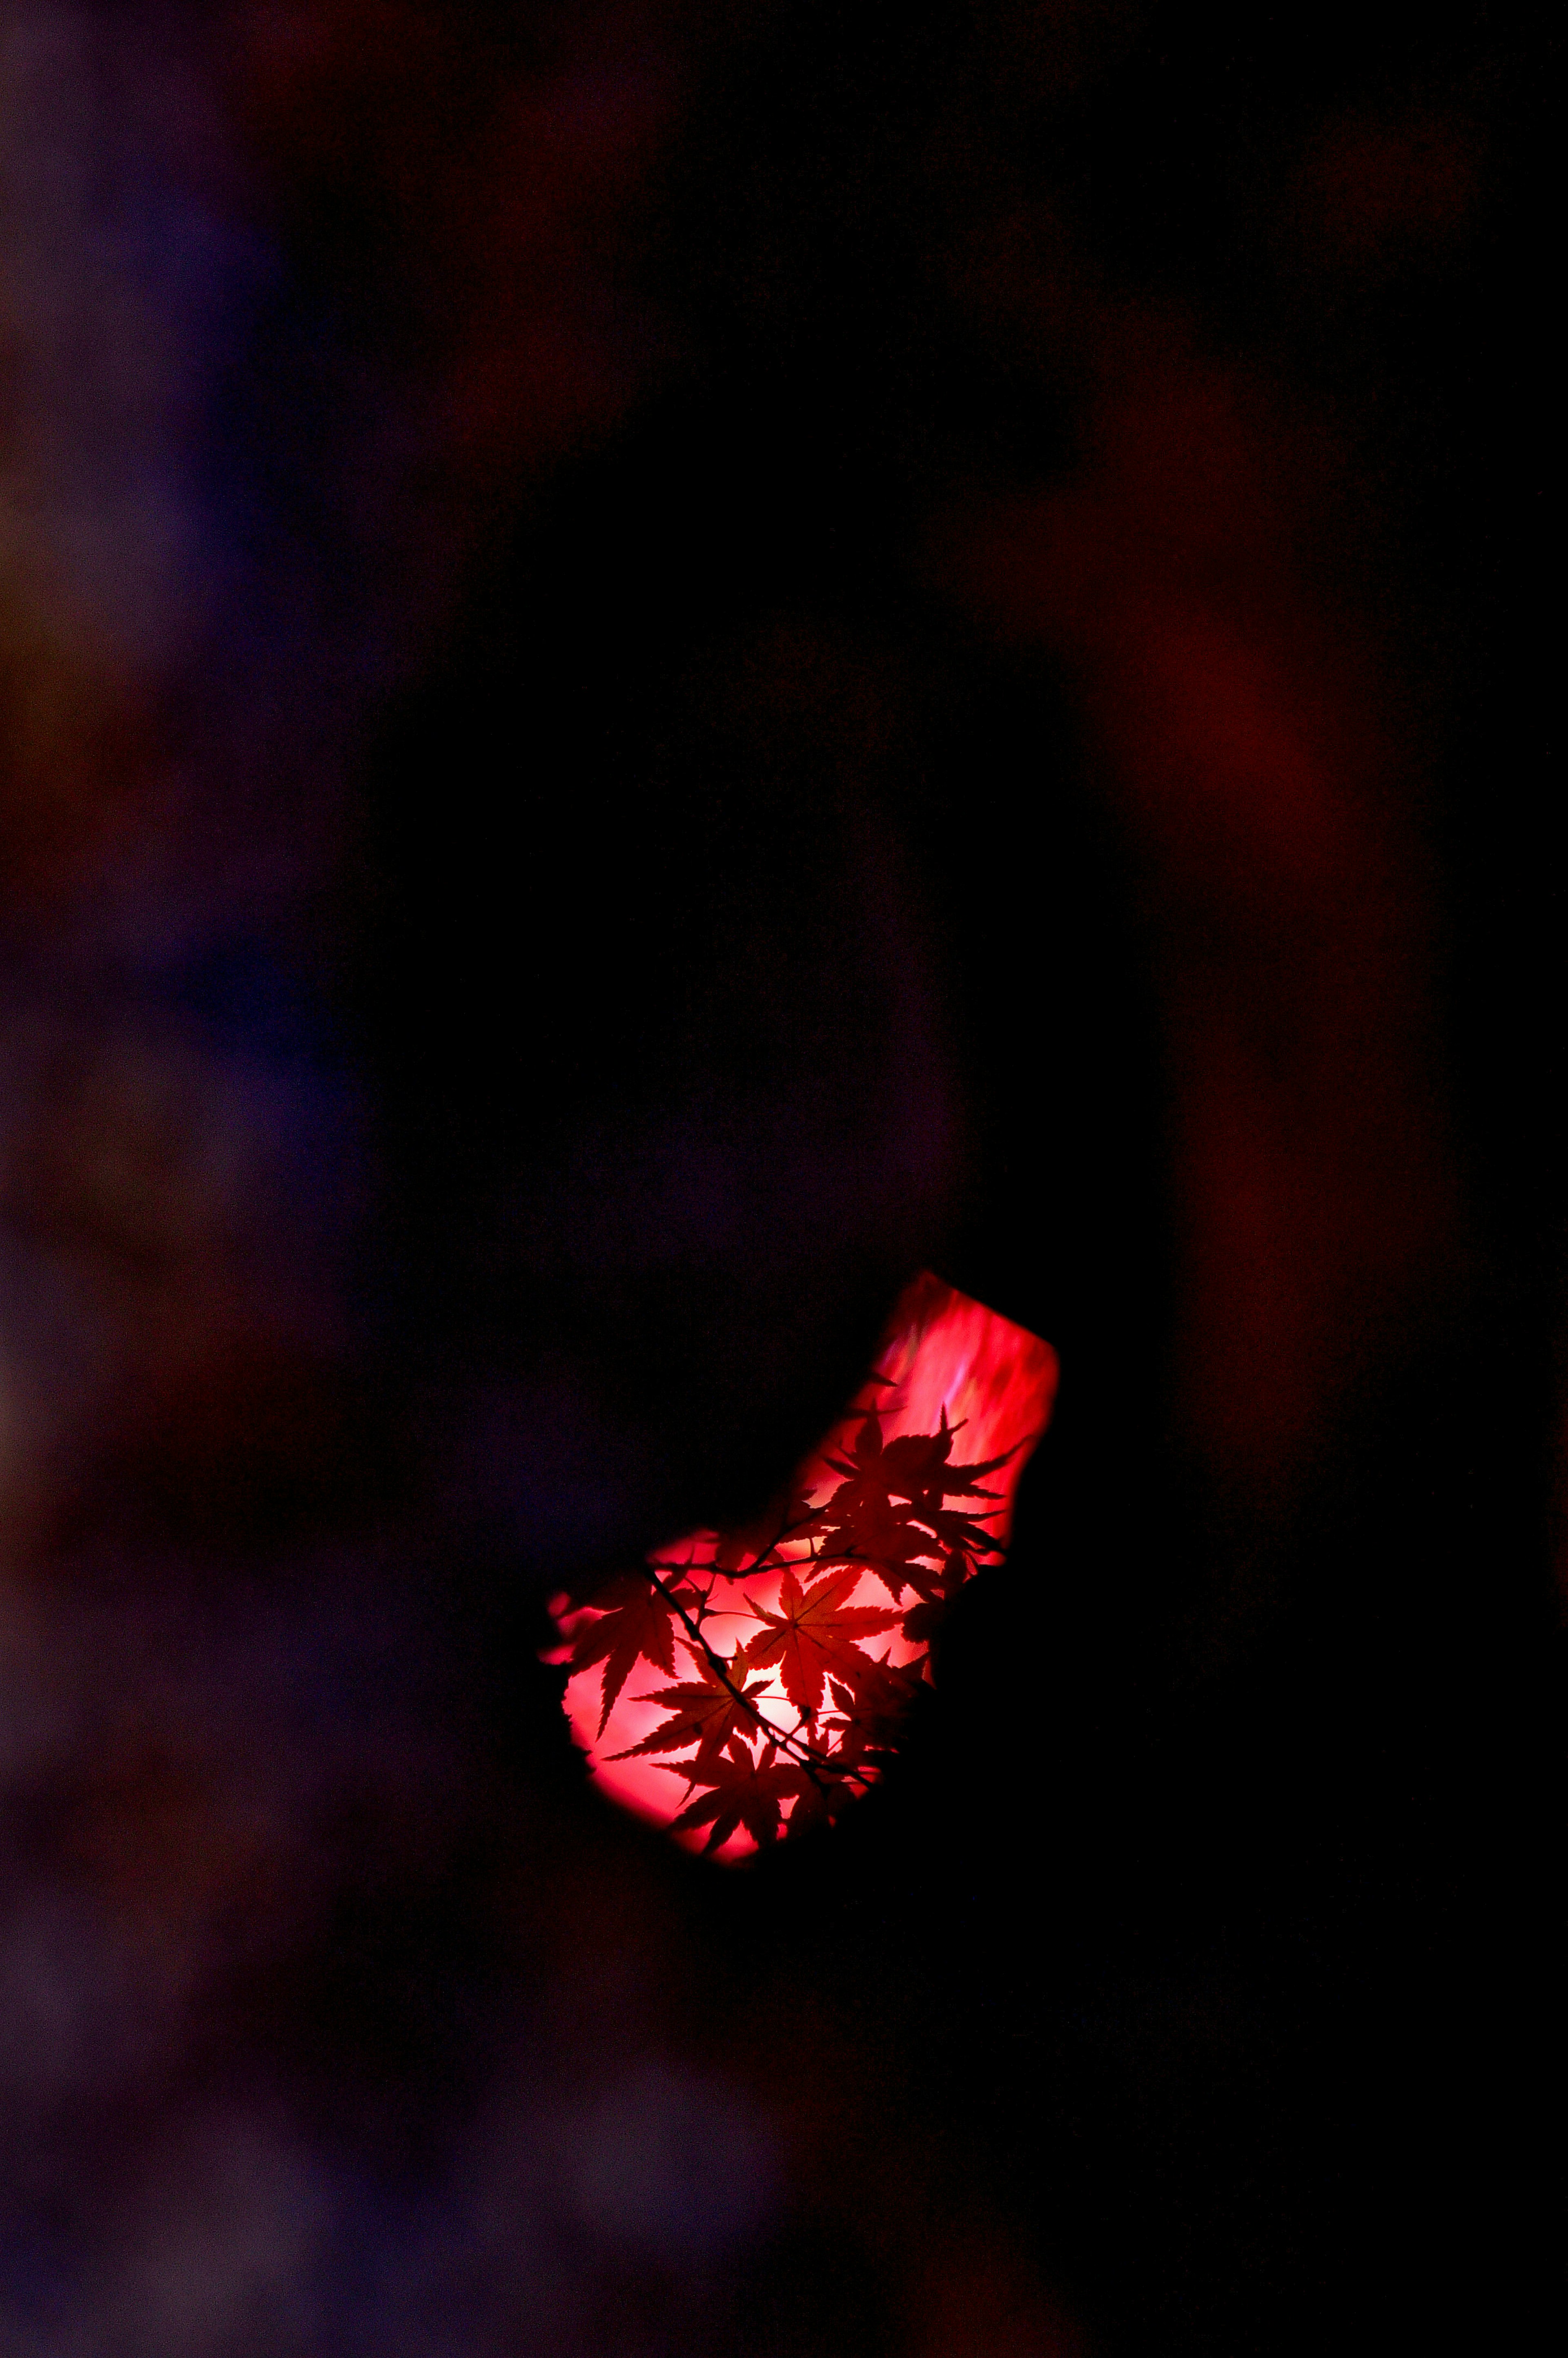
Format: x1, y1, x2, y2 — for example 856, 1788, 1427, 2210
1, 6, 1553, 2354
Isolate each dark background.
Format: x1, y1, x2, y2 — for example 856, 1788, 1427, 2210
0, 6, 1557, 2353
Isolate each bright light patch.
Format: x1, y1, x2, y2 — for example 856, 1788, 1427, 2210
546, 1272, 1057, 1861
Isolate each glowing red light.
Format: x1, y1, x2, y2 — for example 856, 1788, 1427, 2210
547, 1272, 1057, 1861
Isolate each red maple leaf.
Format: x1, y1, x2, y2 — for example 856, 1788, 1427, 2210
608, 1645, 776, 1773
877, 1405, 1025, 1506
737, 1564, 901, 1713
547, 1273, 1057, 1860
804, 1404, 1027, 1599
780, 1756, 861, 1834
817, 1403, 893, 1497
899, 1597, 948, 1647
566, 1571, 699, 1736
789, 1417, 930, 1598
828, 1499, 939, 1600
915, 1501, 1006, 1566
895, 1542, 979, 1614
826, 1646, 924, 1724
668, 1745, 819, 1854
817, 1651, 926, 1780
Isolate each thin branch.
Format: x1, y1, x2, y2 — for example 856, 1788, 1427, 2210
638, 1562, 847, 1789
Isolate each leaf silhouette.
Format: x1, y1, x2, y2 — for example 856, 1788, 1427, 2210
567, 1571, 700, 1735
608, 1646, 775, 1772
821, 1651, 926, 1776
821, 1496, 938, 1601
899, 1597, 948, 1647
547, 1271, 1058, 1860
738, 1564, 902, 1713
668, 1746, 818, 1854
894, 1541, 980, 1614
878, 1404, 1025, 1504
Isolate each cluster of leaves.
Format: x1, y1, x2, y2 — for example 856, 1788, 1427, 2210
561, 1395, 1026, 1854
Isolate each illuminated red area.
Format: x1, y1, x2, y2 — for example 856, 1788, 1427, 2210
547, 1273, 1056, 1862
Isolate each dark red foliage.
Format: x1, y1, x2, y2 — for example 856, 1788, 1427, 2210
565, 1568, 702, 1735
549, 1272, 1057, 1858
